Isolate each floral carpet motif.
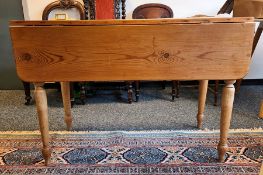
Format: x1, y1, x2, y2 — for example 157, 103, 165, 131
0, 130, 262, 174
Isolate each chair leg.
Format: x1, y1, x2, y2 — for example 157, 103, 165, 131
80, 83, 86, 105
70, 83, 75, 107
127, 81, 133, 104
176, 81, 179, 98
172, 81, 176, 101
172, 81, 179, 101
214, 80, 219, 106
135, 81, 140, 102
162, 81, 166, 89
235, 79, 242, 93
22, 81, 32, 105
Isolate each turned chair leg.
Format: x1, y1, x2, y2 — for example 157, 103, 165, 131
22, 81, 32, 105
217, 80, 236, 162
70, 83, 75, 107
61, 82, 73, 131
172, 81, 180, 101
214, 80, 219, 106
235, 79, 242, 93
259, 100, 263, 119
80, 83, 86, 105
34, 83, 51, 166
176, 81, 180, 98
197, 80, 208, 129
162, 81, 166, 89
135, 81, 140, 102
127, 81, 133, 104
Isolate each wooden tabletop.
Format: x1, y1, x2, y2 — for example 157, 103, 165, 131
254, 18, 263, 22
10, 17, 255, 82
9, 17, 254, 26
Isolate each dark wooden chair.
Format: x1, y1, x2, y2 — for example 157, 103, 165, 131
42, 0, 85, 20
82, 0, 133, 104
83, 0, 126, 20
22, 0, 85, 105
132, 3, 179, 102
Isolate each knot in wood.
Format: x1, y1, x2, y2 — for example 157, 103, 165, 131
164, 52, 170, 58
21, 53, 32, 61
158, 50, 174, 64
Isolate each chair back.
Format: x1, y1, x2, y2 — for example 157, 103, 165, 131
132, 3, 173, 19
42, 0, 85, 20
233, 0, 263, 18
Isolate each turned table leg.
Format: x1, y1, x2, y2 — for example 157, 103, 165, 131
217, 80, 235, 162
197, 80, 208, 129
34, 83, 51, 166
259, 100, 263, 119
61, 82, 72, 130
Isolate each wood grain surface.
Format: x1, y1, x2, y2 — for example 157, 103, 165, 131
10, 18, 255, 82
259, 100, 263, 119
9, 17, 254, 26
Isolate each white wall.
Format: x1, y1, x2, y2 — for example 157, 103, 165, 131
246, 37, 263, 79
22, 0, 83, 20
125, 0, 226, 18
22, 0, 263, 79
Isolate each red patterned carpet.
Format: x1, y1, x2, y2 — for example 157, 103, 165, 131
0, 130, 262, 174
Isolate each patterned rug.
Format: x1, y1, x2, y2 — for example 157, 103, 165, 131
0, 130, 262, 175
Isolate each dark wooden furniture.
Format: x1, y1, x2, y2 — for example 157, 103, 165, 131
21, 0, 85, 105
218, 0, 234, 14
132, 3, 179, 102
211, 0, 263, 106
132, 3, 173, 19
22, 81, 31, 105
82, 0, 126, 20
82, 0, 133, 104
42, 0, 85, 20
10, 18, 255, 165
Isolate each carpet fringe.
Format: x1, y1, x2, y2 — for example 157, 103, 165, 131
0, 128, 262, 135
